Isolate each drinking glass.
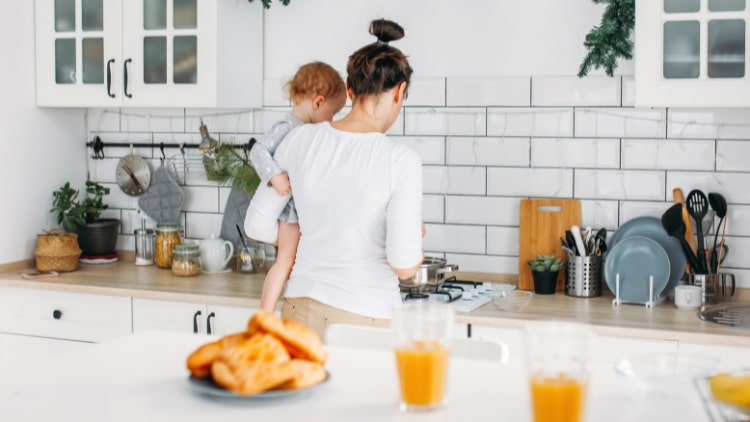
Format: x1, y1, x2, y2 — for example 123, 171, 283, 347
392, 302, 455, 412
525, 321, 593, 422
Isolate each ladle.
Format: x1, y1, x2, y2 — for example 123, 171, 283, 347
686, 190, 709, 274
661, 203, 701, 274
708, 193, 727, 273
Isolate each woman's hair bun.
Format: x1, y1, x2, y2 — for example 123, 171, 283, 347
369, 18, 404, 44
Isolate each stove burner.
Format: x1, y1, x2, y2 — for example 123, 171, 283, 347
404, 293, 429, 300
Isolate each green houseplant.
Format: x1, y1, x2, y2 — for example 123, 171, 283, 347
528, 254, 564, 295
52, 180, 120, 256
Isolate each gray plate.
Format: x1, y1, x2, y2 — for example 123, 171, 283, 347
605, 236, 670, 304
188, 372, 330, 400
609, 216, 686, 296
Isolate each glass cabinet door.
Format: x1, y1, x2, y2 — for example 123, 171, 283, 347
662, 0, 747, 80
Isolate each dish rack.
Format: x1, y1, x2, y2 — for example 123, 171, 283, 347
611, 274, 667, 308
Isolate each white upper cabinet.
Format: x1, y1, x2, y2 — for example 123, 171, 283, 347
635, 0, 750, 107
35, 0, 263, 108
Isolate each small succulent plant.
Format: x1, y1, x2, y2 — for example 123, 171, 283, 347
528, 254, 564, 272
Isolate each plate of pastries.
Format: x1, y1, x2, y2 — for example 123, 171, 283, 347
186, 310, 328, 398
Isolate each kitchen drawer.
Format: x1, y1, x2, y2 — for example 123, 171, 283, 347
679, 342, 750, 371
0, 287, 132, 342
132, 298, 256, 336
0, 332, 90, 372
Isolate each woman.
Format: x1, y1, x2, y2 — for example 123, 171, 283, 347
245, 18, 423, 337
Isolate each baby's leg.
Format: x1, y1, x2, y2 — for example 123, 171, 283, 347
259, 221, 301, 313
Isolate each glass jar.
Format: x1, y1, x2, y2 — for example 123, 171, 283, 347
171, 244, 201, 277
155, 222, 182, 269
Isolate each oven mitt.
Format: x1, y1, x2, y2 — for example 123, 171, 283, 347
220, 185, 251, 247
138, 164, 184, 224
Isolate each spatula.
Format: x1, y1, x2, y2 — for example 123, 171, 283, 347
686, 190, 709, 274
708, 192, 727, 273
661, 203, 701, 274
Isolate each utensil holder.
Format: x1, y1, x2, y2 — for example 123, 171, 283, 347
566, 255, 602, 297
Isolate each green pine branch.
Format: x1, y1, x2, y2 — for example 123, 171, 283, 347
578, 0, 635, 77
205, 144, 261, 196
247, 0, 291, 9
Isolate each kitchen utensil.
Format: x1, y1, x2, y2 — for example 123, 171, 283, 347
560, 237, 576, 257
604, 236, 670, 304
661, 203, 702, 274
673, 188, 698, 269
689, 272, 737, 306
594, 227, 607, 255
398, 256, 459, 289
518, 199, 581, 291
565, 230, 579, 256
570, 225, 587, 257
717, 213, 728, 275
566, 255, 602, 298
708, 192, 727, 273
686, 189, 709, 273
608, 216, 686, 296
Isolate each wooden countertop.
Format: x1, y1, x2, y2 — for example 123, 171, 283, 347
1, 255, 748, 347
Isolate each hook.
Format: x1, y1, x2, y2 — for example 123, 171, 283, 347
92, 136, 105, 159
160, 142, 166, 164
245, 137, 257, 152
180, 143, 186, 156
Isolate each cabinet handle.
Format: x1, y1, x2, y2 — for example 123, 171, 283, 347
206, 312, 215, 335
106, 59, 115, 98
123, 58, 132, 98
192, 310, 202, 333
52, 309, 62, 320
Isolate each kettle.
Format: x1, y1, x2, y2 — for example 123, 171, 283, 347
199, 234, 234, 273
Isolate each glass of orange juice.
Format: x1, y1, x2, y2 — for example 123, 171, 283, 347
392, 302, 455, 412
525, 321, 593, 422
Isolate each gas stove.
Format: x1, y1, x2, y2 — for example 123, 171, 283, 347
399, 277, 496, 313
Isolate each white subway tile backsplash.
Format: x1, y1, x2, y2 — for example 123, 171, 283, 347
405, 107, 486, 136
532, 76, 620, 106
717, 140, 750, 171
531, 138, 620, 169
487, 107, 573, 137
406, 78, 446, 107
487, 227, 519, 255
395, 136, 445, 165
575, 169, 665, 201
575, 107, 667, 138
423, 224, 485, 254
423, 195, 445, 223
423, 166, 486, 195
447, 137, 529, 166
93, 75, 750, 279
445, 196, 519, 225
668, 108, 750, 140
446, 77, 530, 106
182, 186, 220, 213
488, 168, 573, 197
621, 138, 715, 170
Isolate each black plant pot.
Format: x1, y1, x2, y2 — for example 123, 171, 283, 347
77, 218, 120, 256
532, 270, 559, 295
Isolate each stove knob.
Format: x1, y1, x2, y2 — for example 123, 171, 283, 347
477, 284, 485, 294
462, 290, 473, 300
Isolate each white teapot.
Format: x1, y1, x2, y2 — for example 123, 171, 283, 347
199, 234, 234, 273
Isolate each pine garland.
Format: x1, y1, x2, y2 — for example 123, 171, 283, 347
578, 0, 635, 77
204, 143, 261, 196
247, 0, 291, 8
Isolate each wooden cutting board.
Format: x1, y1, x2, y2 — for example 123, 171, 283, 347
518, 198, 581, 291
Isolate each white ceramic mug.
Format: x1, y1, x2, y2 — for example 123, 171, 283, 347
674, 285, 702, 310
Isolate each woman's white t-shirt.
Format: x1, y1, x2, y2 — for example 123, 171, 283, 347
272, 121, 423, 319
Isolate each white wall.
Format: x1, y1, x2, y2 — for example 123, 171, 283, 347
0, 1, 86, 264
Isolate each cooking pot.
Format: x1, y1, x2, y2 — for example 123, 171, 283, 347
398, 257, 459, 288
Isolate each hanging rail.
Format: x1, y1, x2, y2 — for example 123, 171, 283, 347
85, 136, 256, 160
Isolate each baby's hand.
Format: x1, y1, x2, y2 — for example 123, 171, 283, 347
270, 173, 291, 196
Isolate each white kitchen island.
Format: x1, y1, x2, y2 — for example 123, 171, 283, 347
0, 331, 719, 422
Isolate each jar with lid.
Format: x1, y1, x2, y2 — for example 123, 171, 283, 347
171, 244, 201, 277
155, 222, 182, 268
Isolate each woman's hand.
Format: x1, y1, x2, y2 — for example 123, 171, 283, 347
270, 173, 291, 196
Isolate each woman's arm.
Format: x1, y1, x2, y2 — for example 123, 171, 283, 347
386, 145, 424, 279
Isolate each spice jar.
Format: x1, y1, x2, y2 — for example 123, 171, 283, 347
155, 222, 182, 269
171, 244, 201, 277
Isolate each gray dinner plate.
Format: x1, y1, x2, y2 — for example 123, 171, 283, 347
608, 216, 686, 296
604, 236, 670, 304
188, 372, 330, 400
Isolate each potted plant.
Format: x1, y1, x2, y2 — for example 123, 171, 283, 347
528, 254, 564, 295
52, 180, 120, 256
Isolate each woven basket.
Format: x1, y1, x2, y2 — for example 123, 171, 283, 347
34, 232, 82, 272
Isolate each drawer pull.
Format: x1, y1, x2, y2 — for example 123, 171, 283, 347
52, 309, 62, 320
206, 312, 215, 335
192, 310, 202, 333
